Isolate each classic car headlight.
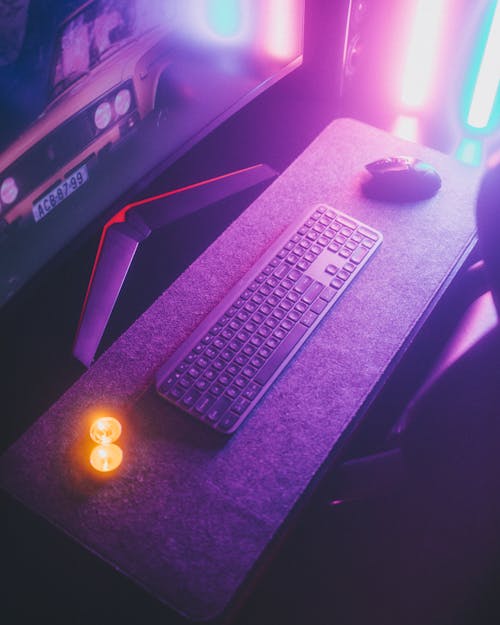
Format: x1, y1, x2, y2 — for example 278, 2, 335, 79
94, 101, 113, 130
0, 177, 19, 205
114, 89, 131, 116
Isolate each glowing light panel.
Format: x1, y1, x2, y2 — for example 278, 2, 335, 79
263, 0, 301, 60
466, 1, 500, 129
401, 0, 447, 109
392, 114, 420, 143
208, 0, 242, 38
455, 138, 483, 166
90, 443, 123, 473
90, 416, 122, 445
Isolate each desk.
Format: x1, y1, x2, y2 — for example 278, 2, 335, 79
0, 119, 481, 621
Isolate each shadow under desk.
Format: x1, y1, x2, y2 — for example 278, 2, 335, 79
1, 118, 481, 622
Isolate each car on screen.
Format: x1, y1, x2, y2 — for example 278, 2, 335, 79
0, 0, 176, 230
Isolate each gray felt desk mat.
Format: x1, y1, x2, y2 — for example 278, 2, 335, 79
0, 118, 481, 620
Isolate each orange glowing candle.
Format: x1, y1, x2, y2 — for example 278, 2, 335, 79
90, 416, 122, 445
89, 443, 123, 473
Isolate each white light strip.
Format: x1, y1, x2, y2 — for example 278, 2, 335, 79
467, 1, 500, 129
401, 0, 447, 109
392, 114, 420, 142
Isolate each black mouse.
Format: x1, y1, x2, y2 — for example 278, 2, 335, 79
362, 156, 441, 202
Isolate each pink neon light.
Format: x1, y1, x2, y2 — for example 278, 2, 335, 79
263, 0, 302, 60
391, 115, 420, 143
401, 0, 448, 109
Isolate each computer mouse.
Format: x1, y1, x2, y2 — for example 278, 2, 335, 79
362, 156, 441, 202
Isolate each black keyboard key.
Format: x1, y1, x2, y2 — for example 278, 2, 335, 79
266, 337, 280, 349
194, 394, 215, 415
236, 310, 250, 322
204, 368, 217, 381
288, 268, 301, 282
234, 376, 247, 388
294, 274, 313, 293
226, 386, 240, 399
338, 269, 351, 281
213, 358, 225, 371
206, 396, 231, 422
274, 263, 289, 279
232, 396, 251, 415
336, 215, 357, 229
242, 365, 256, 378
258, 346, 272, 359
301, 311, 318, 327
279, 299, 293, 312
169, 386, 183, 400
357, 226, 378, 240
320, 286, 336, 302
159, 372, 181, 393
303, 281, 324, 305
218, 373, 232, 386
250, 355, 264, 368
351, 245, 369, 264
227, 363, 240, 376
273, 328, 287, 340
311, 298, 328, 314
330, 277, 344, 289
195, 378, 210, 391
218, 412, 240, 432
210, 383, 224, 396
242, 382, 261, 400
182, 389, 200, 407
235, 354, 248, 366
255, 323, 308, 385
179, 376, 193, 389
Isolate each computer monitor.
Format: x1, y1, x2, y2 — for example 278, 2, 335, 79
0, 0, 305, 307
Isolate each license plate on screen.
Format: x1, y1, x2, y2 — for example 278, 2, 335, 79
32, 164, 89, 222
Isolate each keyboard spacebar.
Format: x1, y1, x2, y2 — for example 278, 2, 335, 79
255, 323, 308, 385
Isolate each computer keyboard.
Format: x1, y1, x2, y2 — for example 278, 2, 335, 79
156, 203, 383, 434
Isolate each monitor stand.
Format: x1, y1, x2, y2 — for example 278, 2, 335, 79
73, 163, 278, 367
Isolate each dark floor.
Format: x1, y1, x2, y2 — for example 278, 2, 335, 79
4, 481, 500, 625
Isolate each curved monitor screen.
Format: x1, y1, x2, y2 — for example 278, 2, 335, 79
0, 0, 304, 306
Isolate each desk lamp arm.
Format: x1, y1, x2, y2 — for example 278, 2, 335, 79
73, 164, 278, 367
